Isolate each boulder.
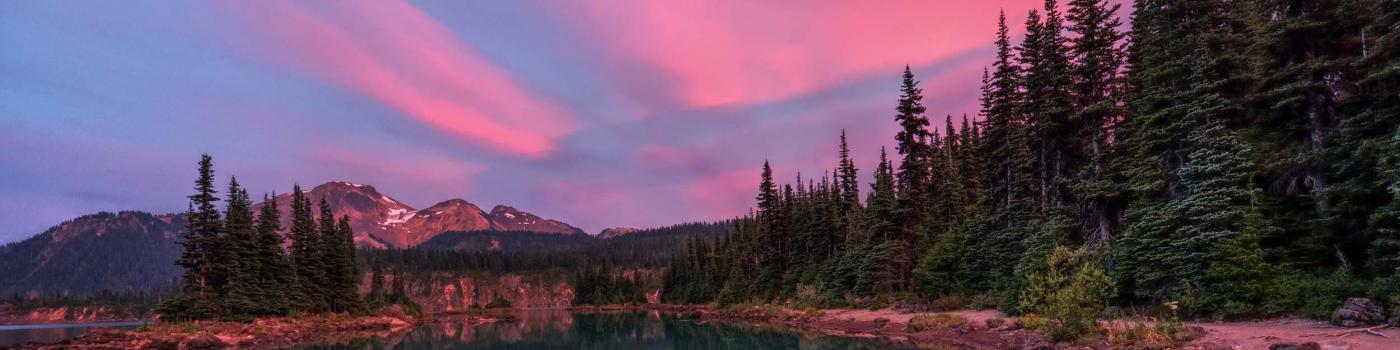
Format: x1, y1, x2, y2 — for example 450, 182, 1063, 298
1333, 298, 1386, 326
184, 334, 228, 350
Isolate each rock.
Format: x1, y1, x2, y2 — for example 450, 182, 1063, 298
1270, 342, 1322, 350
1320, 340, 1352, 350
1333, 298, 1386, 326
140, 338, 179, 350
185, 334, 228, 350
955, 324, 971, 335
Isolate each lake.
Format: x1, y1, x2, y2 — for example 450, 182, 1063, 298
0, 321, 147, 347
299, 310, 899, 350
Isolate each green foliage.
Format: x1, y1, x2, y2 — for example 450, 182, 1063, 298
572, 260, 647, 306
160, 156, 366, 321
484, 296, 513, 309
1019, 246, 1113, 342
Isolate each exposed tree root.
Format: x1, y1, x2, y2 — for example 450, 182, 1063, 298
1301, 325, 1391, 339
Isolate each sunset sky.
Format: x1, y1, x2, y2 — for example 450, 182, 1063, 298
0, 0, 1077, 242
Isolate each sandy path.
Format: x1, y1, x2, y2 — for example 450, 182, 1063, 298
1188, 318, 1398, 349
815, 308, 1398, 349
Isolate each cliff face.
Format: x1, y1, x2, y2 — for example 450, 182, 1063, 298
0, 306, 135, 325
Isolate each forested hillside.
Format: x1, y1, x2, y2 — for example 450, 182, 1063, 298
664, 0, 1400, 320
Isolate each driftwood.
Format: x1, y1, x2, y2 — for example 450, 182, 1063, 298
1301, 325, 1391, 339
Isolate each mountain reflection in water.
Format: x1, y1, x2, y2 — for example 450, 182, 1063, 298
299, 310, 896, 350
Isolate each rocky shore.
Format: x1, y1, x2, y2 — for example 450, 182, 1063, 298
659, 304, 1400, 350
2, 312, 508, 350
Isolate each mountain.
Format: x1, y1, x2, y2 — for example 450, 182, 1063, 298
254, 181, 583, 248
0, 211, 184, 297
0, 181, 594, 298
488, 205, 584, 235
598, 227, 639, 239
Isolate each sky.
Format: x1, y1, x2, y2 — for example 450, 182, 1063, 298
0, 0, 1087, 243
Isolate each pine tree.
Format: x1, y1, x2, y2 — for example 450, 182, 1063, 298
1066, 0, 1126, 249
288, 185, 326, 312
323, 215, 360, 313
1251, 0, 1372, 271
891, 66, 931, 292
754, 161, 786, 299
254, 193, 293, 316
1018, 1, 1076, 257
1341, 0, 1400, 278
220, 177, 259, 320
162, 154, 223, 320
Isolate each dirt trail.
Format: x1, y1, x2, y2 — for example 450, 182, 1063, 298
1188, 318, 1397, 349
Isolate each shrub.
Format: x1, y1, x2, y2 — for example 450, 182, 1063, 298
794, 284, 826, 309
985, 318, 1005, 329
906, 314, 968, 332
490, 295, 518, 309
1019, 246, 1114, 342
928, 295, 967, 311
968, 292, 1002, 311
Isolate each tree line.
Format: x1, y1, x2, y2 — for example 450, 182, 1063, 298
159, 155, 362, 321
664, 0, 1400, 319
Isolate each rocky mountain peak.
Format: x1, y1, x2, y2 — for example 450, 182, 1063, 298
598, 227, 640, 239
489, 205, 583, 235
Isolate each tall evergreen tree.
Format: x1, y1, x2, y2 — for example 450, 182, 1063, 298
1066, 0, 1126, 249
1250, 0, 1373, 271
254, 193, 294, 315
288, 185, 327, 312
890, 66, 931, 292
164, 154, 223, 320
220, 177, 259, 319
323, 215, 360, 313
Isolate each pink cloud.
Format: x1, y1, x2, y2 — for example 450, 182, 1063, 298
549, 0, 1040, 111
221, 0, 576, 158
679, 168, 759, 219
633, 144, 706, 173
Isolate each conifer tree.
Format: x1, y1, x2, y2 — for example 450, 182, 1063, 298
891, 66, 931, 292
288, 185, 327, 312
1251, 0, 1371, 270
163, 154, 223, 320
254, 193, 293, 315
220, 177, 258, 319
1066, 0, 1126, 249
754, 161, 786, 298
322, 215, 360, 313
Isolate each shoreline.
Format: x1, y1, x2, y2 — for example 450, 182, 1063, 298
657, 304, 1400, 350
3, 313, 477, 350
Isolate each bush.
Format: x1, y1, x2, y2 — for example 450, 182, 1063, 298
793, 284, 826, 309
928, 295, 967, 311
969, 292, 1002, 311
1020, 246, 1114, 342
484, 296, 513, 309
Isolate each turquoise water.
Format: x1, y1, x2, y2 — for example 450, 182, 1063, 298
0, 321, 146, 347
300, 310, 900, 350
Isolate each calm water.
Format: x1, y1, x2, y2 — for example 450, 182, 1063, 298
300, 310, 899, 350
0, 321, 146, 347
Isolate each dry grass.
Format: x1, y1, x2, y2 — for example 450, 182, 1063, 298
905, 313, 969, 332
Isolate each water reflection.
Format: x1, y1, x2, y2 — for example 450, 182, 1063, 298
0, 321, 146, 347
301, 310, 892, 350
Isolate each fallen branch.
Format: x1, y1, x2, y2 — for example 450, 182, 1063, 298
1301, 325, 1391, 339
